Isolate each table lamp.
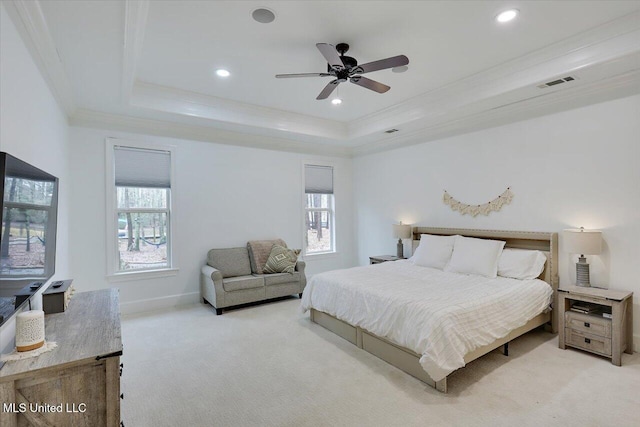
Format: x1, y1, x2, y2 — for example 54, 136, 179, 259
563, 227, 602, 287
392, 222, 411, 258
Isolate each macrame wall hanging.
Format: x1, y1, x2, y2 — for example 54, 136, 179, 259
443, 187, 513, 217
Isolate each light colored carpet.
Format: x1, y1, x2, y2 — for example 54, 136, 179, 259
121, 298, 640, 427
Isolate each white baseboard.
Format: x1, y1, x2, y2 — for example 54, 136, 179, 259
120, 292, 200, 315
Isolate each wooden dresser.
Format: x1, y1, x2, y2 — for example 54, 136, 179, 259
0, 289, 123, 427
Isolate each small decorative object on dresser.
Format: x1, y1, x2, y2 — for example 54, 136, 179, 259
558, 285, 633, 366
42, 279, 74, 314
369, 255, 405, 265
392, 222, 411, 258
15, 310, 45, 352
563, 227, 602, 286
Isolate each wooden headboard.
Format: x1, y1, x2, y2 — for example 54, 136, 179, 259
412, 227, 559, 332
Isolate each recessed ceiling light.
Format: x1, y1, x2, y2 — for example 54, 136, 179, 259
331, 98, 342, 105
496, 9, 519, 23
216, 69, 230, 77
252, 8, 276, 24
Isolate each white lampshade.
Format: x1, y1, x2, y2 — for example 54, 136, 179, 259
392, 223, 411, 240
563, 228, 602, 255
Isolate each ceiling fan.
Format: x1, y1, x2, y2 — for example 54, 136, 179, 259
275, 43, 409, 100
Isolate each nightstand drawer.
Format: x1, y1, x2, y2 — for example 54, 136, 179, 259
565, 328, 612, 356
565, 311, 611, 338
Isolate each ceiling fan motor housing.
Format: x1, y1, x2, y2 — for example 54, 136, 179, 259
327, 56, 358, 73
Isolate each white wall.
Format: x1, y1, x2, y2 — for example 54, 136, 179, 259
68, 127, 355, 313
0, 4, 71, 352
353, 94, 640, 351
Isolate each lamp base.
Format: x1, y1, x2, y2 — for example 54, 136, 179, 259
575, 256, 590, 287
397, 239, 404, 258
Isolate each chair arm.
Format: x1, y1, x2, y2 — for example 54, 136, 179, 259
201, 265, 225, 308
295, 260, 307, 290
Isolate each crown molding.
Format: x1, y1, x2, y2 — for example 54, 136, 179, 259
130, 81, 348, 141
352, 67, 640, 156
3, 0, 76, 116
348, 11, 640, 140
69, 109, 352, 158
122, 0, 149, 104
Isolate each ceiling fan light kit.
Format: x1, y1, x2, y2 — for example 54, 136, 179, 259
276, 43, 409, 101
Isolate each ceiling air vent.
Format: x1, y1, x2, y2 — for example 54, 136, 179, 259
385, 129, 399, 134
537, 76, 577, 89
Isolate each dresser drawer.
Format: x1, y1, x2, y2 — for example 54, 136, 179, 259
565, 328, 612, 356
565, 311, 611, 338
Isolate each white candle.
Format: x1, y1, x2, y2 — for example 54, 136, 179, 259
16, 310, 45, 352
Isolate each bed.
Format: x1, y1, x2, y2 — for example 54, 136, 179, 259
301, 227, 559, 393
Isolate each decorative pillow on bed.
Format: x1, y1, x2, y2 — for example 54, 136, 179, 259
498, 249, 547, 280
445, 236, 506, 278
263, 245, 300, 274
411, 234, 456, 269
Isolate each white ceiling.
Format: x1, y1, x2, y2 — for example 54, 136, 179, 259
8, 0, 640, 156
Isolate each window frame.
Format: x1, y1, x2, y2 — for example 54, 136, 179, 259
302, 162, 336, 257
105, 138, 177, 280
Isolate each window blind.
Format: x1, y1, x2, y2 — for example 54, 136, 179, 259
304, 165, 333, 194
114, 146, 171, 188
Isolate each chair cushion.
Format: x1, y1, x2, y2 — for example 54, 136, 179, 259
255, 272, 302, 286
222, 275, 265, 292
247, 239, 287, 274
207, 247, 251, 278
263, 245, 300, 274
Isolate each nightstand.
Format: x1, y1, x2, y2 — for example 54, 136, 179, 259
369, 255, 404, 265
558, 285, 633, 366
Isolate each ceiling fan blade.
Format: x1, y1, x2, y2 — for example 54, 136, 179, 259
275, 73, 333, 78
350, 76, 390, 93
316, 80, 340, 100
316, 43, 345, 71
354, 55, 409, 74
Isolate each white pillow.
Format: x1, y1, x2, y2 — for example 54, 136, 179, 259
445, 236, 506, 278
498, 249, 547, 280
411, 234, 456, 270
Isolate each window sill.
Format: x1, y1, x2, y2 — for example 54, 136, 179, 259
303, 252, 339, 261
106, 268, 179, 283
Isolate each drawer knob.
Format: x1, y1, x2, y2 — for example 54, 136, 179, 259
584, 322, 590, 328
585, 338, 591, 344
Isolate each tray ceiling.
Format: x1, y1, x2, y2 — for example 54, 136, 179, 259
7, 0, 640, 156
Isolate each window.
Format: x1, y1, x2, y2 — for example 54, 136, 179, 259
107, 141, 174, 276
304, 164, 335, 255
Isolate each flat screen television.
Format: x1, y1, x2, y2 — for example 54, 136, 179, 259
0, 152, 58, 326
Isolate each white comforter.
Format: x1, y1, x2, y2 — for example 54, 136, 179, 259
300, 260, 552, 381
